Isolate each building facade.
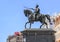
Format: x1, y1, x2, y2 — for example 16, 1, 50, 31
53, 13, 60, 42
7, 32, 23, 42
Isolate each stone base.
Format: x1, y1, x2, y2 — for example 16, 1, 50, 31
21, 28, 56, 42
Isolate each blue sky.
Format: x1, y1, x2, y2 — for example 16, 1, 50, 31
0, 0, 60, 42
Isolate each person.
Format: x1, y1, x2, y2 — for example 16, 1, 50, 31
31, 5, 40, 20
34, 5, 40, 15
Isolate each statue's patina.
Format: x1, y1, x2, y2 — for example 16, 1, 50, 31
23, 5, 52, 29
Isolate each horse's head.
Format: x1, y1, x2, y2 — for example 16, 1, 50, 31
24, 9, 32, 17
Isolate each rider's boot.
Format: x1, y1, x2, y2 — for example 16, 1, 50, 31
35, 14, 37, 20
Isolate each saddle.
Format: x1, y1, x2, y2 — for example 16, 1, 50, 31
37, 13, 41, 18
33, 13, 41, 20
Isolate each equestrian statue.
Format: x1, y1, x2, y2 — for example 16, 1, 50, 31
23, 5, 52, 29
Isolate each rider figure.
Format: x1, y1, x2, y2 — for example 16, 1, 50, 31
34, 5, 40, 19
31, 5, 40, 20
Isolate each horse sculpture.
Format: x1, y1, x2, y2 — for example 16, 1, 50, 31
24, 9, 52, 29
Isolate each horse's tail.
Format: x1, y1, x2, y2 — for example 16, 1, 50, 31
45, 14, 51, 23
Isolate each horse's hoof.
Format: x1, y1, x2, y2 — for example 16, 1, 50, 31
40, 27, 41, 29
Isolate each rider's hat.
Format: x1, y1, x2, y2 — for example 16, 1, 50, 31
36, 5, 39, 8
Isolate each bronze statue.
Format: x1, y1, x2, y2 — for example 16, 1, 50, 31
24, 5, 52, 29
30, 5, 40, 20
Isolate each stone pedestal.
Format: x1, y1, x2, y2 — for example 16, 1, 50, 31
21, 28, 56, 42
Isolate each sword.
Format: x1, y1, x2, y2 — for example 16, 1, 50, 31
24, 7, 34, 10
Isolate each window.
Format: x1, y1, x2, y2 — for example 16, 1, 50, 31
17, 37, 20, 40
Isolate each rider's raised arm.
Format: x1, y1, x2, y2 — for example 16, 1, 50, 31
30, 8, 35, 10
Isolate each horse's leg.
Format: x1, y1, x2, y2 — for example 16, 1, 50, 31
40, 23, 44, 29
45, 22, 48, 29
47, 22, 50, 28
45, 17, 49, 28
25, 22, 29, 29
46, 24, 48, 29
29, 23, 31, 29
45, 15, 51, 24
